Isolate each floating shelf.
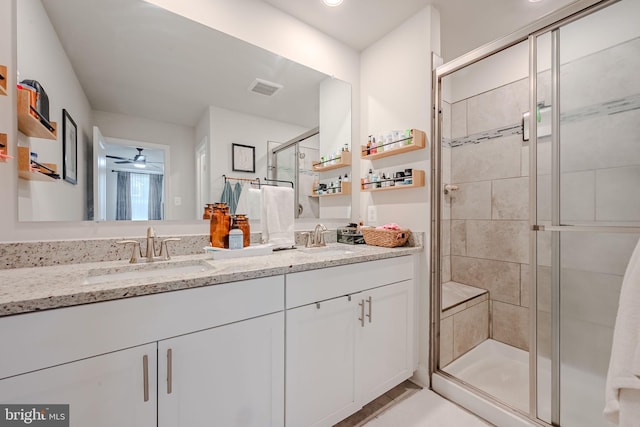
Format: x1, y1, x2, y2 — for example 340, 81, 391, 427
361, 170, 425, 193
17, 146, 59, 182
312, 181, 351, 197
312, 150, 351, 172
361, 129, 426, 160
0, 65, 7, 96
17, 88, 57, 140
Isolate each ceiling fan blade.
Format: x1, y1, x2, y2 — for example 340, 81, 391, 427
106, 155, 129, 161
115, 160, 132, 164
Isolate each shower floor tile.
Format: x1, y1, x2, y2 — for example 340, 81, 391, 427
443, 339, 529, 413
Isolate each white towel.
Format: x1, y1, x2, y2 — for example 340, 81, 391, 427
235, 182, 262, 221
260, 186, 295, 249
604, 236, 640, 425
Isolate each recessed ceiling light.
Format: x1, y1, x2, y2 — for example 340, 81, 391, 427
528, 0, 544, 2
322, 0, 343, 7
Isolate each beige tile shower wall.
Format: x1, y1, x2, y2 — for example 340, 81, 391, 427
449, 78, 530, 351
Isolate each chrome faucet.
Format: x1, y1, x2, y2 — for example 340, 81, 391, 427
304, 224, 328, 248
145, 227, 158, 261
118, 227, 181, 263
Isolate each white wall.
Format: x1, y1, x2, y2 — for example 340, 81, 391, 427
359, 6, 438, 233
91, 110, 196, 221
359, 6, 440, 387
16, 0, 92, 222
0, 0, 17, 235
208, 106, 310, 206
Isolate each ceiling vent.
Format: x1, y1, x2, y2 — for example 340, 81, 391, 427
248, 78, 283, 96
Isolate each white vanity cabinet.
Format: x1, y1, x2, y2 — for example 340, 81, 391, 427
285, 256, 415, 427
0, 276, 284, 427
286, 294, 360, 427
158, 311, 284, 427
0, 343, 158, 427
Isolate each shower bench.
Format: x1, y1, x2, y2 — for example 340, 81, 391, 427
440, 281, 489, 368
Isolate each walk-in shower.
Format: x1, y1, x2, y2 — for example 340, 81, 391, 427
431, 0, 640, 425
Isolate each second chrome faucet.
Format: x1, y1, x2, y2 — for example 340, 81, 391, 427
303, 224, 328, 248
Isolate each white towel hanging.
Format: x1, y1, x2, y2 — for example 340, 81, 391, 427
604, 236, 640, 425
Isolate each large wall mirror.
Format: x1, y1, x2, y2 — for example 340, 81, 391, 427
16, 0, 352, 222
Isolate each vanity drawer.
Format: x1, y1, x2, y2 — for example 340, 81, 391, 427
0, 275, 284, 380
286, 256, 413, 309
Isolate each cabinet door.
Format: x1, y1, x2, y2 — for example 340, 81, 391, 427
356, 279, 414, 404
158, 311, 284, 427
286, 295, 359, 427
0, 343, 157, 427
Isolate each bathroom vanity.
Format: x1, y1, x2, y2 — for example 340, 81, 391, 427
0, 244, 421, 427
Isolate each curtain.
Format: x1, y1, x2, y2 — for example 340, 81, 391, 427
116, 171, 132, 220
148, 174, 164, 220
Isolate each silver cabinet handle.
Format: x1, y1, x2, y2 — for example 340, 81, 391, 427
366, 296, 372, 323
142, 355, 149, 402
167, 348, 173, 394
358, 300, 365, 327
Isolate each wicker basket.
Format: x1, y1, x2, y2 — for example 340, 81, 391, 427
361, 227, 411, 248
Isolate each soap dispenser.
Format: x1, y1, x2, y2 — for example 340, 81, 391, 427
228, 216, 244, 250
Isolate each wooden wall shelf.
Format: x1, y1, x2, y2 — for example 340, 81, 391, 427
312, 150, 351, 172
361, 170, 425, 193
361, 129, 426, 160
0, 65, 7, 96
17, 89, 57, 140
312, 181, 351, 197
17, 146, 59, 182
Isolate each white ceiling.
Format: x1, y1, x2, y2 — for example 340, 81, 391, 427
261, 0, 577, 59
40, 0, 327, 129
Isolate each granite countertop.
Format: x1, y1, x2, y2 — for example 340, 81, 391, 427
0, 243, 422, 317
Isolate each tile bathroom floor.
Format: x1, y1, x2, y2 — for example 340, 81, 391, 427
334, 381, 491, 427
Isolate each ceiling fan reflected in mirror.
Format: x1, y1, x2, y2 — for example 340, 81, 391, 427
106, 148, 162, 168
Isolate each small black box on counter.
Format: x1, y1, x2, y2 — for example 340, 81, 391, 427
337, 225, 365, 245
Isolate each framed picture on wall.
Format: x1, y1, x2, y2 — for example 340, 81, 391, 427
232, 143, 255, 173
62, 109, 77, 185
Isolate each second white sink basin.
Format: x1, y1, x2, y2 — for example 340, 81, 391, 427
84, 260, 214, 285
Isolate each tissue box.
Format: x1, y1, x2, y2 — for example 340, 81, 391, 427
337, 227, 365, 245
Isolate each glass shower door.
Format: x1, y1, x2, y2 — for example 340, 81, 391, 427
534, 0, 640, 425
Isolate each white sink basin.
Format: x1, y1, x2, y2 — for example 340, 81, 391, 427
84, 260, 214, 285
298, 246, 355, 256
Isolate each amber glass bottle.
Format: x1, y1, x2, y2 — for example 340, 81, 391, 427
202, 204, 214, 220
210, 203, 231, 248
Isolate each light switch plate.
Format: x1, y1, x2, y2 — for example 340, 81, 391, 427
367, 205, 377, 224
174, 196, 182, 206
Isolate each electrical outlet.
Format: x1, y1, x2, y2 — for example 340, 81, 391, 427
367, 205, 377, 224
174, 196, 182, 206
